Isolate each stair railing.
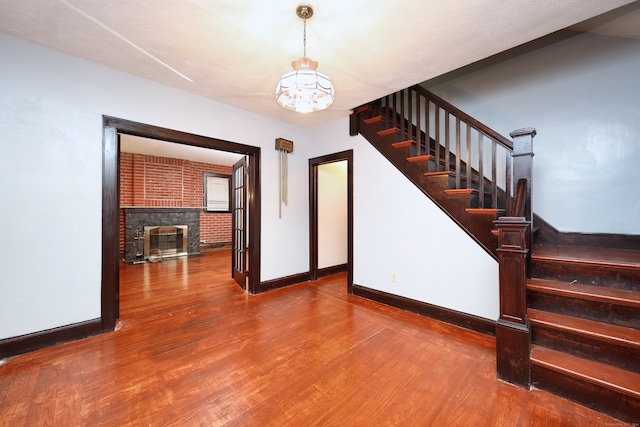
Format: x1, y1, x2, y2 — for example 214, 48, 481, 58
378, 85, 516, 212
353, 86, 537, 388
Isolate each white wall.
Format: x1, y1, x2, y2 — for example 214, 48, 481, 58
317, 161, 348, 269
428, 32, 640, 235
303, 122, 499, 321
0, 34, 308, 339
352, 139, 499, 320
0, 33, 503, 341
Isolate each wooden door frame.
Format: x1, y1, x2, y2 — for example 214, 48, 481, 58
309, 150, 353, 293
102, 116, 261, 332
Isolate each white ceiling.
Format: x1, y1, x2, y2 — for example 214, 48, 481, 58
120, 134, 244, 166
2, 0, 639, 163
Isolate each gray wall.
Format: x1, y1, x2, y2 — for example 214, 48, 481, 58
428, 32, 640, 235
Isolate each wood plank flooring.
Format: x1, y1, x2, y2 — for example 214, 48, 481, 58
0, 250, 630, 426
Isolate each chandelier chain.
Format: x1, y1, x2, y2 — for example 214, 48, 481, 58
303, 17, 307, 58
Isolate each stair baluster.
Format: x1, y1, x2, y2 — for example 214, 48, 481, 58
352, 85, 522, 259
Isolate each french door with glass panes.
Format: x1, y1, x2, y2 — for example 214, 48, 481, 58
231, 157, 247, 289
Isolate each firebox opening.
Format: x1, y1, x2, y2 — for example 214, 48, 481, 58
143, 225, 188, 261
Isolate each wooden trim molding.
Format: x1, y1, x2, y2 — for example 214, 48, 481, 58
534, 214, 640, 250
308, 150, 354, 293
0, 319, 102, 358
102, 116, 262, 316
352, 284, 496, 336
258, 265, 347, 293
317, 264, 348, 279
102, 125, 120, 332
260, 272, 312, 293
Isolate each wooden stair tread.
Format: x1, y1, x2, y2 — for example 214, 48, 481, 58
531, 345, 640, 399
528, 278, 640, 308
424, 171, 453, 177
528, 308, 640, 348
407, 155, 431, 163
392, 140, 413, 148
465, 208, 504, 215
355, 105, 372, 113
377, 127, 398, 136
363, 115, 383, 124
533, 245, 640, 270
444, 188, 478, 195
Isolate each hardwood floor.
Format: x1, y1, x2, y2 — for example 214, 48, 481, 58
0, 250, 629, 426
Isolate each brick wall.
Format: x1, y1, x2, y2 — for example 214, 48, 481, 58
119, 152, 232, 253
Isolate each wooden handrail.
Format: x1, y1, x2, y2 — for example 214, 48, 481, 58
410, 85, 513, 151
353, 87, 534, 221
374, 86, 516, 213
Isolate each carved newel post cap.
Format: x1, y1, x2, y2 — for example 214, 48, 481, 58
509, 128, 537, 138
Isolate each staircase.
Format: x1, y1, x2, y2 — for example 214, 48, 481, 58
527, 243, 640, 422
353, 86, 640, 423
352, 86, 525, 259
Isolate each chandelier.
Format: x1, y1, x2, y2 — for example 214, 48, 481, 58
275, 4, 334, 113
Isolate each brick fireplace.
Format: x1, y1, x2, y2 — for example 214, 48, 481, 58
123, 208, 200, 263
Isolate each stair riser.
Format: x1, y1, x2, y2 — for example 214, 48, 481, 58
422, 174, 452, 195
393, 145, 412, 159
528, 291, 640, 329
443, 193, 476, 210
531, 364, 640, 424
531, 326, 640, 374
531, 260, 640, 291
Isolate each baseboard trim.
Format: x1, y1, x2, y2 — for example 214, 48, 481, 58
352, 284, 496, 336
0, 318, 102, 358
534, 213, 640, 250
317, 263, 348, 279
259, 272, 311, 293
200, 241, 232, 251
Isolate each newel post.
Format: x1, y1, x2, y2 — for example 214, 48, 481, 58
494, 217, 531, 387
509, 127, 536, 257
494, 128, 535, 388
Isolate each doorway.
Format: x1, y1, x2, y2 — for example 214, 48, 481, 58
101, 116, 261, 332
309, 150, 353, 293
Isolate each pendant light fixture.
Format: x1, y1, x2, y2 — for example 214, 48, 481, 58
275, 4, 334, 113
